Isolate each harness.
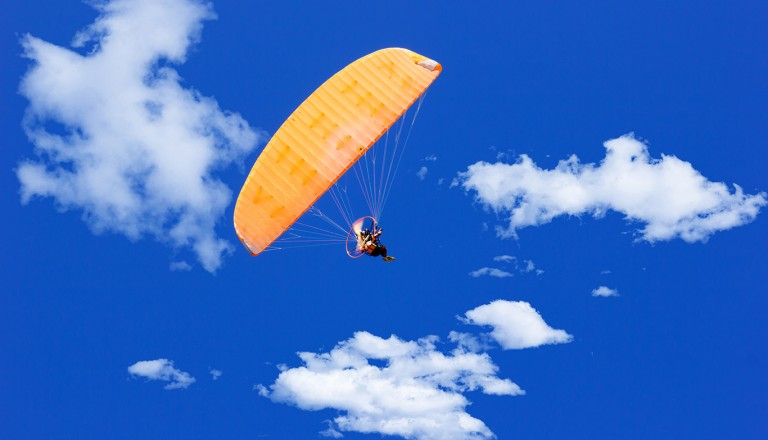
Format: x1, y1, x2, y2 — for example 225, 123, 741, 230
359, 228, 381, 252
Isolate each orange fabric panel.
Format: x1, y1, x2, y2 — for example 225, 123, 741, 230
234, 48, 441, 256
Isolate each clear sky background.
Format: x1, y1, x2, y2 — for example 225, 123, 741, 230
2, 1, 767, 439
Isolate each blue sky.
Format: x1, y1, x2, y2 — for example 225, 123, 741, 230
3, 1, 767, 439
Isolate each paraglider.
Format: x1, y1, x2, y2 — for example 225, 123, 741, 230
360, 226, 394, 262
234, 48, 441, 258
345, 216, 394, 262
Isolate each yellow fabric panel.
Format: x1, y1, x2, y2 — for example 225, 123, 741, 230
234, 48, 441, 256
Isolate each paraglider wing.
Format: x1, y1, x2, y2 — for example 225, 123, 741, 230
234, 48, 441, 256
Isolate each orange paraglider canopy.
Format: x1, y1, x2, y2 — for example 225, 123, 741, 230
234, 48, 441, 256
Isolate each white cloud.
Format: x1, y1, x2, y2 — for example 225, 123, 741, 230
424, 154, 438, 162
16, 0, 260, 272
320, 420, 344, 438
469, 267, 513, 278
209, 368, 223, 380
259, 331, 523, 440
592, 286, 619, 297
490, 255, 543, 275
417, 166, 428, 181
459, 135, 766, 242
462, 300, 573, 350
448, 331, 490, 353
170, 261, 192, 271
128, 358, 195, 390
521, 259, 544, 275
492, 255, 515, 263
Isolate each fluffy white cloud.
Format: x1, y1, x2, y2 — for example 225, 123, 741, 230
487, 255, 543, 275
209, 368, 223, 380
16, 0, 260, 272
128, 359, 195, 390
320, 421, 344, 438
259, 331, 523, 440
592, 286, 619, 297
417, 166, 429, 181
169, 261, 192, 272
492, 255, 515, 263
519, 259, 544, 275
462, 300, 573, 350
468, 267, 513, 278
448, 331, 490, 354
459, 135, 766, 242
